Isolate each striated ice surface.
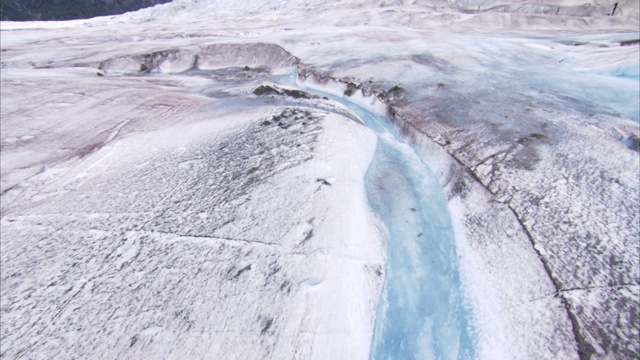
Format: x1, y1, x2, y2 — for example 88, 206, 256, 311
1, 56, 385, 359
1, 1, 639, 359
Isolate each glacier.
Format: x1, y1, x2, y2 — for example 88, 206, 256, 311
1, 0, 639, 359
294, 86, 475, 359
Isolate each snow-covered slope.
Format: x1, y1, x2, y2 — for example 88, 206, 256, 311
1, 1, 638, 359
1, 53, 385, 359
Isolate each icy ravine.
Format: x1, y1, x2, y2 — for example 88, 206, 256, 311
364, 114, 474, 359
292, 68, 583, 359
291, 80, 475, 359
2, 0, 639, 356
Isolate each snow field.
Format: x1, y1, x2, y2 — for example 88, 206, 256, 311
1, 59, 384, 358
1, 0, 638, 358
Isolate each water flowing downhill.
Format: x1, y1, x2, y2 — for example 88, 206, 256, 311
362, 110, 475, 360
292, 77, 476, 359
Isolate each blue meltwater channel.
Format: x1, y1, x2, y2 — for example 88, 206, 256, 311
361, 110, 475, 360
292, 77, 476, 359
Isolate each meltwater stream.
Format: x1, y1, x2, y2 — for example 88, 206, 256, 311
353, 103, 474, 360
292, 78, 476, 359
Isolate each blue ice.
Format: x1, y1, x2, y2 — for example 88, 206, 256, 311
293, 76, 475, 359
356, 106, 475, 360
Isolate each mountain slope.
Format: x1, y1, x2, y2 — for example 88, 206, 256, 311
0, 0, 172, 21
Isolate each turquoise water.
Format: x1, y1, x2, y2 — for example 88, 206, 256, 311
352, 104, 474, 360
293, 75, 475, 359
